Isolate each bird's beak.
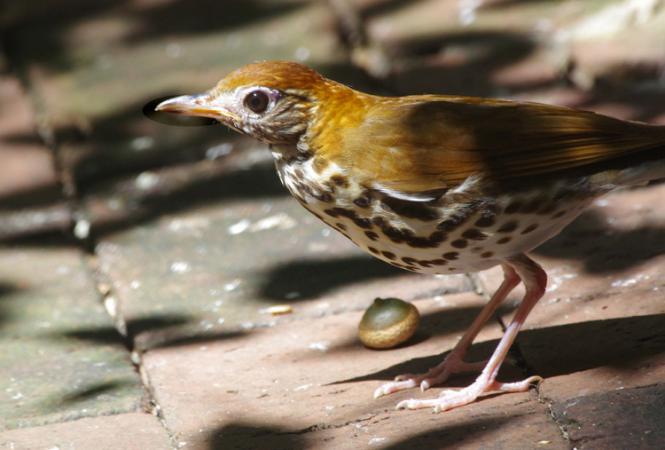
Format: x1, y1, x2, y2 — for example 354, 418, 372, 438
155, 94, 240, 123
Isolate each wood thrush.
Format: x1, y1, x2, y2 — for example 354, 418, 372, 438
157, 61, 665, 412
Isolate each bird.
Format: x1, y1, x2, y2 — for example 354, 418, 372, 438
156, 61, 665, 413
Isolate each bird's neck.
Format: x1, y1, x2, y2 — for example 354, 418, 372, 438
270, 85, 378, 189
269, 131, 313, 164
270, 141, 341, 208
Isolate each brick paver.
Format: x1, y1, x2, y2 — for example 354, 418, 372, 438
0, 245, 145, 430
0, 413, 171, 450
143, 294, 564, 449
0, 49, 70, 239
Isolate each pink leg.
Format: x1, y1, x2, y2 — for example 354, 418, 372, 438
374, 264, 521, 399
395, 254, 546, 412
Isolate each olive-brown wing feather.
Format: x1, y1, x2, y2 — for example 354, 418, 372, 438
341, 96, 665, 191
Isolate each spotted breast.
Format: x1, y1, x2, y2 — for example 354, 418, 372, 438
272, 145, 608, 275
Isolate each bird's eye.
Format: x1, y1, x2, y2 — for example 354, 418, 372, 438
244, 90, 270, 114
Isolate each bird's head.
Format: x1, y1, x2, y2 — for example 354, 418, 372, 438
156, 61, 353, 146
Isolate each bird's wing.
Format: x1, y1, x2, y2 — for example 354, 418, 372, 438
339, 96, 665, 192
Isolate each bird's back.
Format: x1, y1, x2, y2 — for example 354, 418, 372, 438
310, 90, 665, 194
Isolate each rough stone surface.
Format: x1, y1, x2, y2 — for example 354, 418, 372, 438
0, 413, 172, 450
550, 383, 665, 450
563, 1, 665, 91
0, 246, 145, 431
0, 68, 57, 199
0, 53, 70, 240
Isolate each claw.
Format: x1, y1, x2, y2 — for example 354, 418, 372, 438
493, 375, 542, 392
373, 379, 418, 399
395, 398, 432, 410
375, 356, 487, 399
395, 375, 541, 413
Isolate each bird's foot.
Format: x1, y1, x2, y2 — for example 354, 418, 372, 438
396, 375, 542, 413
373, 355, 486, 399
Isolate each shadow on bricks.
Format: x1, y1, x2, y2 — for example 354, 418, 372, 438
357, 0, 425, 20
337, 313, 665, 386
0, 282, 20, 331
385, 30, 541, 97
535, 208, 665, 274
56, 312, 248, 351
576, 88, 665, 124
54, 379, 138, 409
86, 160, 287, 239
206, 421, 308, 450
258, 255, 404, 302
206, 415, 514, 450
517, 313, 665, 377
4, 0, 305, 73
315, 304, 517, 359
375, 416, 515, 450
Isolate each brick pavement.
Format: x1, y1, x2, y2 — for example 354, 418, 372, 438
1, 1, 664, 449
